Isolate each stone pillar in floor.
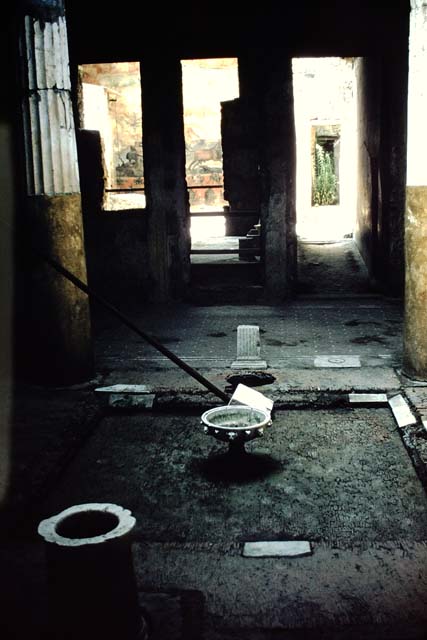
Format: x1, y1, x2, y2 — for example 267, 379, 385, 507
17, 0, 93, 385
142, 57, 190, 301
403, 0, 427, 380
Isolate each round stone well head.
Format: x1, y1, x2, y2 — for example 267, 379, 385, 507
38, 503, 136, 548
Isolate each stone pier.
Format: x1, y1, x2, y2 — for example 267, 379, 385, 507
403, 0, 427, 380
142, 57, 190, 301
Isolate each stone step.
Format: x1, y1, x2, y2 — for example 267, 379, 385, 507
188, 285, 265, 305
191, 261, 262, 286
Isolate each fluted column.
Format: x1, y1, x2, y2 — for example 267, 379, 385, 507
403, 0, 427, 380
17, 0, 93, 385
21, 11, 80, 195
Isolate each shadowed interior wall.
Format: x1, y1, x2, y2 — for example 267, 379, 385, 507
355, 56, 381, 283
378, 46, 408, 296
0, 31, 15, 506
355, 50, 408, 295
77, 130, 149, 303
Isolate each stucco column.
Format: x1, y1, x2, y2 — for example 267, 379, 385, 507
403, 0, 427, 380
18, 0, 93, 384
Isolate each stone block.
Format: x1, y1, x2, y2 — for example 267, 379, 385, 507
388, 394, 417, 427
231, 325, 267, 369
243, 541, 312, 558
95, 384, 155, 409
349, 393, 388, 405
314, 355, 361, 368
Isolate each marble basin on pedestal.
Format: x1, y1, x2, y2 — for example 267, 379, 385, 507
201, 405, 272, 455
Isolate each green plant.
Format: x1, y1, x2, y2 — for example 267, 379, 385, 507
312, 143, 339, 206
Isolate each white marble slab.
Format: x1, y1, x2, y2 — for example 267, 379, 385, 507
314, 355, 361, 368
231, 359, 268, 370
243, 541, 312, 558
95, 384, 150, 394
388, 394, 417, 427
349, 393, 388, 405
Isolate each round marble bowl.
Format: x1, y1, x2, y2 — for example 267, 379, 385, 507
201, 405, 272, 452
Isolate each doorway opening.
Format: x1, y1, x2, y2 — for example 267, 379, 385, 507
292, 57, 356, 242
292, 57, 370, 296
182, 58, 262, 300
181, 58, 241, 257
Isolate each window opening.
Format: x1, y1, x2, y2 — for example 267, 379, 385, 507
79, 62, 144, 211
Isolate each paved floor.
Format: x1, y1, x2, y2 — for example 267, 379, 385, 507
3, 238, 427, 639
37, 407, 427, 639
95, 300, 402, 369
44, 409, 427, 545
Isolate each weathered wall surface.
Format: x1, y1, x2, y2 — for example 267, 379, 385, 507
16, 195, 94, 384
355, 50, 408, 295
403, 186, 427, 379
403, 0, 427, 380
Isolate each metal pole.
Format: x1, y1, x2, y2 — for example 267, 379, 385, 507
34, 247, 230, 402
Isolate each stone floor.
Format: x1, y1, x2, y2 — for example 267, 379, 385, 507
36, 407, 427, 639
2, 240, 427, 639
95, 298, 403, 375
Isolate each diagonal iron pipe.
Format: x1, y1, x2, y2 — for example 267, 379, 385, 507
44, 254, 230, 402
9, 223, 229, 402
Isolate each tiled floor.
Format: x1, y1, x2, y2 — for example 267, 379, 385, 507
95, 299, 403, 372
